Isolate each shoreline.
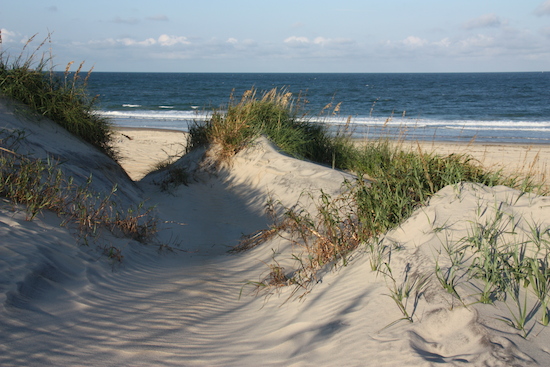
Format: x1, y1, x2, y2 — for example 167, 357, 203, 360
113, 126, 187, 134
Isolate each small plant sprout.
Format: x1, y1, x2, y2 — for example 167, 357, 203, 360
366, 237, 389, 273
432, 233, 469, 306
526, 257, 550, 326
435, 258, 463, 304
383, 263, 429, 325
499, 272, 537, 338
468, 244, 508, 304
525, 220, 550, 255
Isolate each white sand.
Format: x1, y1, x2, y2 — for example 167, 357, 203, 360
1, 103, 550, 366
113, 128, 188, 181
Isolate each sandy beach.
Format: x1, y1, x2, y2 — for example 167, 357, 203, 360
114, 127, 549, 183
2, 104, 550, 366
113, 128, 189, 180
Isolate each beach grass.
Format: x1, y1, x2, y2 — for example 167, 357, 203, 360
0, 33, 116, 158
190, 88, 549, 314
187, 87, 356, 168
0, 129, 157, 249
0, 34, 155, 254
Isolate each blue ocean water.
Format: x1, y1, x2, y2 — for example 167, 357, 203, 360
87, 72, 550, 144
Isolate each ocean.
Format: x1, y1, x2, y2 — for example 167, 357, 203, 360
87, 72, 550, 144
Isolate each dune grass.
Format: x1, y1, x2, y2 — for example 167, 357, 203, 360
191, 88, 549, 314
351, 140, 517, 237
0, 34, 160, 259
190, 87, 545, 248
188, 87, 356, 168
0, 129, 157, 248
0, 33, 116, 158
425, 196, 550, 336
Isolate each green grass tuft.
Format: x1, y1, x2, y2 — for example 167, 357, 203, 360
187, 87, 356, 168
0, 33, 116, 159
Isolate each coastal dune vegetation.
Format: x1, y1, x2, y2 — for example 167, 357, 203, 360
0, 34, 156, 253
0, 33, 115, 158
1, 35, 550, 358
189, 87, 549, 318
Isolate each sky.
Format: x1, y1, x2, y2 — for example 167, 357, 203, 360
1, 0, 550, 72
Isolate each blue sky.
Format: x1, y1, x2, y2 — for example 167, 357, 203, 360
2, 0, 550, 72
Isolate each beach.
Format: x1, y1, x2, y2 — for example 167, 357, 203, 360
113, 128, 189, 180
2, 103, 550, 366
114, 127, 550, 183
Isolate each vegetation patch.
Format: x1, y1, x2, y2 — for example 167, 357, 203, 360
188, 88, 548, 315
0, 129, 157, 248
0, 34, 159, 258
187, 88, 356, 168
0, 33, 116, 159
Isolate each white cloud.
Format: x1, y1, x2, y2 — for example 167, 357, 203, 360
158, 34, 190, 46
0, 29, 19, 43
114, 37, 156, 46
434, 38, 451, 48
226, 38, 238, 44
139, 38, 157, 46
462, 13, 503, 30
379, 27, 550, 63
120, 38, 137, 46
535, 0, 550, 16
402, 36, 428, 47
457, 34, 495, 49
313, 37, 328, 45
284, 36, 353, 48
84, 34, 190, 48
284, 36, 310, 45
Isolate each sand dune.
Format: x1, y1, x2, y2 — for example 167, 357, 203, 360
1, 101, 550, 366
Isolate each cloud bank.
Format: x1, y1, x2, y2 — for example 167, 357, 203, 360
1, 7, 549, 74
